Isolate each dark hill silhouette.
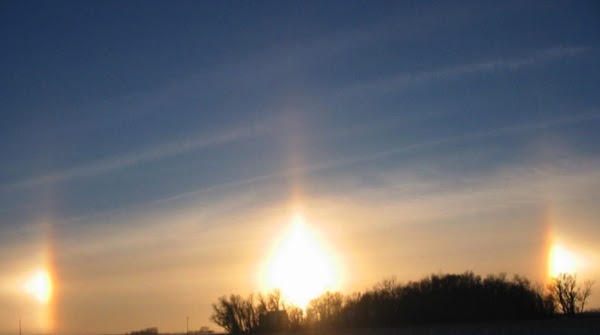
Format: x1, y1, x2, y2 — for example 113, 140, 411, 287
210, 272, 593, 334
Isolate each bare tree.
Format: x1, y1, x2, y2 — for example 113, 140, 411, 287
579, 280, 595, 312
257, 289, 286, 314
210, 294, 258, 334
210, 290, 291, 333
548, 273, 595, 316
307, 291, 344, 328
373, 276, 400, 299
287, 306, 304, 331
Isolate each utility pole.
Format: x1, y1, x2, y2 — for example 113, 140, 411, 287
186, 316, 189, 334
19, 317, 21, 335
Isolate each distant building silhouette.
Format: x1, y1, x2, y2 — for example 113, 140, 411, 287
129, 327, 158, 335
259, 310, 289, 332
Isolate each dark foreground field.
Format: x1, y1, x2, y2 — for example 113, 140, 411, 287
266, 317, 600, 335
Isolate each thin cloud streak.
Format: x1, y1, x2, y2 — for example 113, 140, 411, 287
14, 110, 595, 234
280, 110, 600, 180
6, 123, 267, 190
349, 46, 590, 94
8, 38, 579, 195
132, 111, 600, 208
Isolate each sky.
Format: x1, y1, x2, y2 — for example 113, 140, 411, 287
1, 1, 600, 334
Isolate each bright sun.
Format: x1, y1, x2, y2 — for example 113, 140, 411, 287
24, 270, 53, 304
264, 214, 338, 309
548, 244, 578, 278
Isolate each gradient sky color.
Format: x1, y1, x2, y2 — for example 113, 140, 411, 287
1, 1, 600, 334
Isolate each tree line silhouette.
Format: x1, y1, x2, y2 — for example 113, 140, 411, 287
210, 272, 594, 333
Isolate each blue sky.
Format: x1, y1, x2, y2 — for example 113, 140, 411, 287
1, 1, 600, 333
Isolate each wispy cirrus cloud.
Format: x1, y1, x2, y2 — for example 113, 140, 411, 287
279, 110, 600, 180
129, 110, 600, 208
6, 123, 267, 190
348, 46, 590, 94
13, 19, 581, 194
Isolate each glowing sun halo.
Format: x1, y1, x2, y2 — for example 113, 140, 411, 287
24, 270, 53, 304
264, 214, 339, 308
548, 244, 578, 278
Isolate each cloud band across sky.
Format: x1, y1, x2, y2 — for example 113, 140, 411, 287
347, 46, 590, 95
6, 123, 268, 190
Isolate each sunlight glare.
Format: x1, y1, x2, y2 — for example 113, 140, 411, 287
548, 244, 578, 277
23, 270, 53, 304
264, 214, 338, 308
